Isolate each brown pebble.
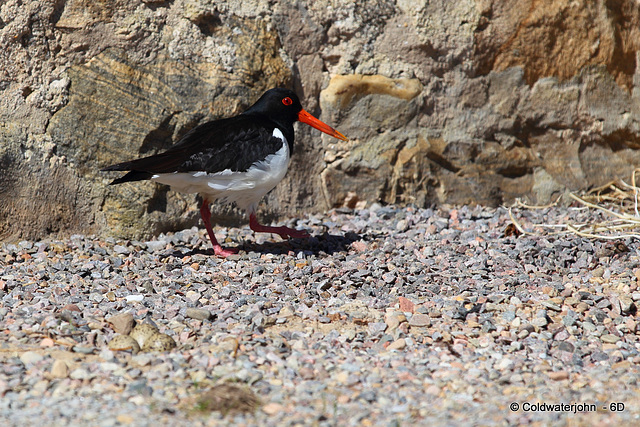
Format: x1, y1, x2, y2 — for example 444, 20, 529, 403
612, 360, 631, 370
428, 308, 442, 318
40, 338, 54, 348
116, 414, 135, 425
547, 371, 569, 381
601, 334, 621, 344
107, 312, 135, 335
574, 302, 589, 313
62, 304, 81, 312
279, 306, 295, 318
351, 241, 368, 252
408, 313, 431, 327
299, 367, 315, 380
50, 359, 69, 378
386, 338, 406, 351
385, 311, 407, 331
262, 402, 284, 416
105, 291, 116, 302
337, 394, 350, 404
398, 296, 415, 313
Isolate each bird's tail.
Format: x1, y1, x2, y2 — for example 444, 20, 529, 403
102, 169, 153, 185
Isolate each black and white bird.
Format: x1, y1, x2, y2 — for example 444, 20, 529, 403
102, 88, 348, 256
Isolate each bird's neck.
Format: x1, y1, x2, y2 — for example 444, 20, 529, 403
273, 121, 295, 150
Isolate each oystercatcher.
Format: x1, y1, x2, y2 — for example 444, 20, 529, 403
102, 88, 348, 256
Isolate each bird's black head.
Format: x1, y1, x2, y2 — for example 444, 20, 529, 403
243, 88, 303, 125
243, 88, 348, 142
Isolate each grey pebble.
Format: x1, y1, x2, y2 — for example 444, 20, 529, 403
185, 308, 212, 321
145, 240, 167, 252
531, 317, 548, 328
72, 346, 96, 355
540, 300, 561, 312
19, 351, 44, 366
112, 244, 130, 255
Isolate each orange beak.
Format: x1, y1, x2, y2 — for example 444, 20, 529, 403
298, 109, 348, 141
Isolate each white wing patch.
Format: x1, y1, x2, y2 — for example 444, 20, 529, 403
272, 127, 285, 143
151, 128, 290, 212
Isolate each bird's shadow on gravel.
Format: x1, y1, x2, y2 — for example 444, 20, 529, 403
166, 231, 365, 258
239, 231, 363, 256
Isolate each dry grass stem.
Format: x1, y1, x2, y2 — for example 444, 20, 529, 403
508, 169, 640, 240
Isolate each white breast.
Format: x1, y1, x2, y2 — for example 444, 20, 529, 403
151, 128, 290, 214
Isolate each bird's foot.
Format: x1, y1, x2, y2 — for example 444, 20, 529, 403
249, 213, 310, 239
266, 225, 310, 239
212, 245, 239, 257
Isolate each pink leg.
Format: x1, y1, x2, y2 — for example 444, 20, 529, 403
249, 212, 310, 239
200, 199, 238, 257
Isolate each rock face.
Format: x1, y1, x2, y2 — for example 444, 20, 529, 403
2, 0, 640, 240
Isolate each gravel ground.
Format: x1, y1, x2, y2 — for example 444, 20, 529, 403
1, 204, 640, 426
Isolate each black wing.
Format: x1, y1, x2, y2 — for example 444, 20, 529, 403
102, 115, 286, 184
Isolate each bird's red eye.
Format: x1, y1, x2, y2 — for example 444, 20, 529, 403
282, 97, 293, 106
